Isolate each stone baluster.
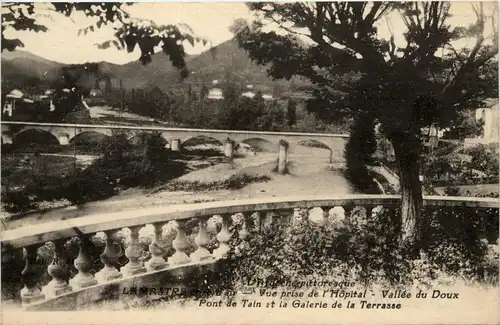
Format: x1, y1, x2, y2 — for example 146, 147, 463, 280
213, 214, 232, 258
263, 211, 275, 229
21, 244, 45, 306
320, 207, 332, 225
122, 226, 147, 277
257, 212, 265, 232
278, 209, 294, 227
42, 240, 72, 297
70, 235, 98, 289
168, 220, 191, 265
145, 222, 168, 271
239, 212, 253, 241
96, 230, 123, 283
191, 217, 213, 262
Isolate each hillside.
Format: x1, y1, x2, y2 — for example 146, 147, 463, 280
1, 50, 63, 81
2, 39, 311, 96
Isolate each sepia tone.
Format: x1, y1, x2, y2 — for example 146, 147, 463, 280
0, 2, 498, 324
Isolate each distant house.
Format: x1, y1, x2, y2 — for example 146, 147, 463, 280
262, 94, 274, 101
475, 101, 499, 139
465, 99, 499, 147
3, 89, 29, 117
241, 91, 255, 99
207, 88, 224, 100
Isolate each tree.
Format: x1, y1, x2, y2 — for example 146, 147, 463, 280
442, 110, 484, 139
2, 2, 206, 115
233, 2, 498, 249
2, 3, 205, 70
286, 99, 297, 127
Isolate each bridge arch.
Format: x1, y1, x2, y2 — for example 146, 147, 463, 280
11, 128, 60, 147
180, 135, 224, 155
128, 132, 170, 147
240, 137, 276, 153
69, 131, 111, 146
181, 135, 224, 147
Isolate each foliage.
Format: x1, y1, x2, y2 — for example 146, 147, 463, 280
344, 116, 379, 193
1, 132, 186, 212
2, 3, 204, 74
233, 1, 499, 246
441, 111, 485, 139
465, 144, 499, 178
200, 207, 498, 297
156, 174, 271, 193
424, 144, 499, 187
2, 2, 206, 122
286, 99, 297, 127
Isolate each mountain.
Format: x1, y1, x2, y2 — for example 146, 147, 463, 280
1, 50, 63, 81
2, 39, 311, 96
107, 38, 310, 93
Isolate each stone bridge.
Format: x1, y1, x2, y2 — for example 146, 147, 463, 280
1, 195, 498, 311
1, 121, 348, 160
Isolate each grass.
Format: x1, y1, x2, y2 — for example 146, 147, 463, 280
154, 173, 271, 193
1, 154, 79, 188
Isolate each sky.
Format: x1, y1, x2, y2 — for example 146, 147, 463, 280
3, 2, 497, 65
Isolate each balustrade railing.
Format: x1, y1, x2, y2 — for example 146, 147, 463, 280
0, 195, 498, 309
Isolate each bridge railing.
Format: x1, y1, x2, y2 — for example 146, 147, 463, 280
1, 195, 498, 310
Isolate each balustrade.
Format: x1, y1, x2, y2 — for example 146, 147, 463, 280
145, 223, 168, 271
42, 240, 72, 297
122, 226, 147, 277
191, 217, 212, 262
70, 235, 98, 289
1, 195, 497, 310
168, 220, 191, 265
20, 245, 45, 306
213, 214, 232, 259
96, 230, 122, 283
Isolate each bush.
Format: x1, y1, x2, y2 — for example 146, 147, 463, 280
2, 132, 188, 212
203, 206, 498, 297
158, 174, 271, 193
344, 116, 379, 193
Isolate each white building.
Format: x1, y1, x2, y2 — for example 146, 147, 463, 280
465, 100, 499, 147
475, 102, 499, 139
207, 88, 224, 100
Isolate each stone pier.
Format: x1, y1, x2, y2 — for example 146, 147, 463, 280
278, 140, 288, 174
224, 139, 234, 160
171, 138, 180, 151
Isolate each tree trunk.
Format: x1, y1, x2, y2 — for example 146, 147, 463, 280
391, 135, 425, 251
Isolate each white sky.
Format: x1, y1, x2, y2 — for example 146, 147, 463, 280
3, 2, 497, 65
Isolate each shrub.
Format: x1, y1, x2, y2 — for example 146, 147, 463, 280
2, 133, 188, 212
344, 116, 379, 193
202, 206, 498, 296
158, 174, 271, 193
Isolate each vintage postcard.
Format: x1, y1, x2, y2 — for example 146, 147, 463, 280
1, 1, 499, 324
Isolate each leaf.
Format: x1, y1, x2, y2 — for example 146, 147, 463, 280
184, 34, 194, 47
98, 40, 112, 49
89, 25, 95, 32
